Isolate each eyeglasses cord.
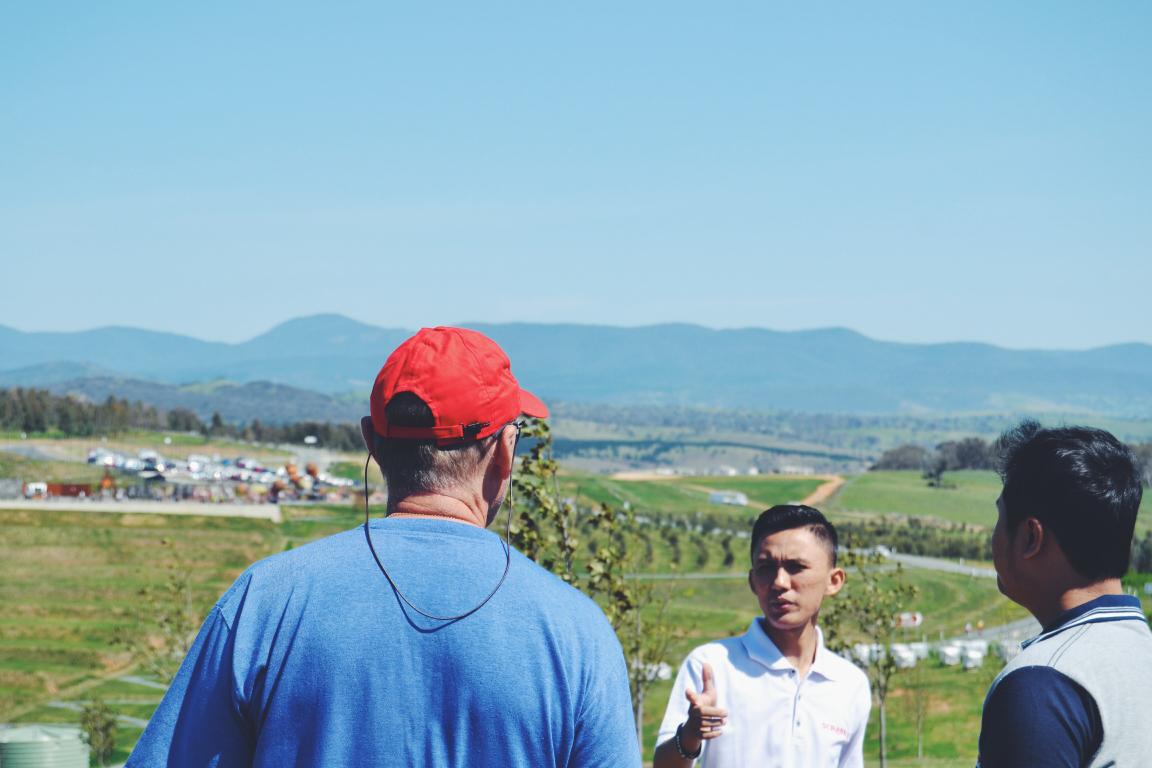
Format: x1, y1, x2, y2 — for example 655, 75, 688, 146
361, 427, 518, 622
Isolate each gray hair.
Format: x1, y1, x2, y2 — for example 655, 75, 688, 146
373, 393, 497, 507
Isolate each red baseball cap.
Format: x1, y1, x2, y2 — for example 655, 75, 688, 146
370, 326, 549, 445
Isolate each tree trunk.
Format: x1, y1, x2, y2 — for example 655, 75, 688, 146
917, 708, 924, 760
879, 700, 887, 768
634, 604, 644, 750
635, 683, 645, 752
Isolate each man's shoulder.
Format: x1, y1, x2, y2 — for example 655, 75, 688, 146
1007, 610, 1152, 674
979, 665, 1102, 766
683, 634, 747, 666
506, 548, 616, 626
242, 525, 363, 579
212, 526, 379, 622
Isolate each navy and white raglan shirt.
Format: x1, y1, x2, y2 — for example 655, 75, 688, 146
977, 594, 1152, 768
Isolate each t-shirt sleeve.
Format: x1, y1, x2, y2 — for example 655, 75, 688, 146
126, 605, 254, 767
568, 624, 643, 768
977, 666, 1101, 768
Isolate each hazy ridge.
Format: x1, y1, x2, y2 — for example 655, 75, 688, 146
3, 314, 1151, 421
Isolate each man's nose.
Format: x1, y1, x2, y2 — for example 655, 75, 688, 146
772, 568, 790, 589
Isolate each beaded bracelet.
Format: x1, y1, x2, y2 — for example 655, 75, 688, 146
675, 723, 702, 760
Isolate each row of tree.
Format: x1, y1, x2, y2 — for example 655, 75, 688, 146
1, 387, 164, 436
553, 402, 1020, 451
874, 436, 1152, 486
0, 387, 365, 451
872, 438, 996, 471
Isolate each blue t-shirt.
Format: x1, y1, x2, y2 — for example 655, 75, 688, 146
128, 518, 640, 767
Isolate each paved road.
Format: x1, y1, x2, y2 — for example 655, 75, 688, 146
0, 498, 282, 522
889, 552, 997, 579
0, 443, 61, 461
631, 552, 996, 581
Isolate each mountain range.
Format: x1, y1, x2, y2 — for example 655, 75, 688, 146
2, 314, 1151, 421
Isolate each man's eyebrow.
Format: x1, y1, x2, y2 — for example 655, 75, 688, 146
755, 555, 808, 565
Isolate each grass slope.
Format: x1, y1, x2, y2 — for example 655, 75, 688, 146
829, 469, 1152, 536
0, 453, 107, 484
829, 470, 1002, 527
560, 472, 825, 517
2, 463, 1145, 766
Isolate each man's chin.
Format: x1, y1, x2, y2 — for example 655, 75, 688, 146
764, 612, 808, 633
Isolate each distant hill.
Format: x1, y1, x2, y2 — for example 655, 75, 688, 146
2, 314, 1152, 418
0, 376, 364, 425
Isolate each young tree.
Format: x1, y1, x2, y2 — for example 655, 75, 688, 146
80, 696, 118, 767
821, 549, 918, 768
510, 418, 673, 745
904, 648, 930, 761
872, 444, 928, 470
922, 453, 948, 488
114, 538, 199, 683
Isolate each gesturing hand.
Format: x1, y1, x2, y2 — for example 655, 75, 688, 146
681, 662, 728, 754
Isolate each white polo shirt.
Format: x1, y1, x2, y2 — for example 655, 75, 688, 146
657, 619, 871, 768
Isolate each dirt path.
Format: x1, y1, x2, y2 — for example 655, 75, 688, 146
800, 474, 845, 507
609, 470, 676, 481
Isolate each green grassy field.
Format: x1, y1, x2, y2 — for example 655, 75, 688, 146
0, 500, 370, 765
1, 462, 1147, 766
0, 506, 361, 717
0, 499, 1027, 764
560, 471, 825, 517
0, 453, 108, 484
829, 469, 1152, 536
828, 470, 1002, 527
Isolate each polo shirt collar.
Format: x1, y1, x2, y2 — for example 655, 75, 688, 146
1023, 593, 1145, 649
740, 618, 845, 681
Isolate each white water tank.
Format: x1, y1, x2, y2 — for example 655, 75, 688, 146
0, 724, 89, 767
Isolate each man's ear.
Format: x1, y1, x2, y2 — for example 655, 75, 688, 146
360, 416, 377, 459
825, 567, 846, 597
491, 425, 517, 480
1020, 517, 1044, 560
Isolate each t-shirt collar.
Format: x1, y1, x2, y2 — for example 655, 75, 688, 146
741, 618, 843, 680
1024, 593, 1145, 649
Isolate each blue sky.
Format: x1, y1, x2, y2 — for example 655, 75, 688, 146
2, 2, 1149, 349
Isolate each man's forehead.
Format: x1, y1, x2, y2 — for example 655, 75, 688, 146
752, 527, 825, 559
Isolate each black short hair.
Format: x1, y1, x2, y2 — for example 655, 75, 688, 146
750, 504, 838, 567
995, 419, 1143, 580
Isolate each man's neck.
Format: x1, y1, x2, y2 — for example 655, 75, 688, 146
1032, 578, 1125, 629
762, 619, 820, 678
389, 492, 489, 528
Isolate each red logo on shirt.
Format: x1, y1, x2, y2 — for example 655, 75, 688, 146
821, 722, 848, 738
